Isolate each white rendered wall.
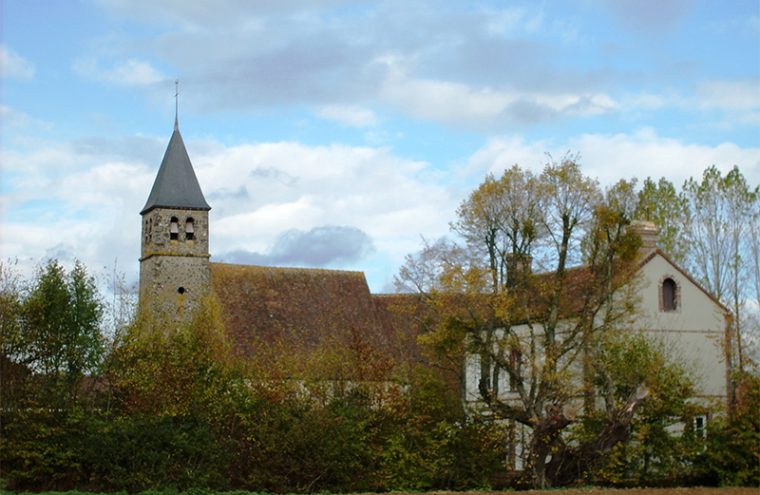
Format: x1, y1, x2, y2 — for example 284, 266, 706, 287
633, 254, 729, 400
463, 253, 729, 405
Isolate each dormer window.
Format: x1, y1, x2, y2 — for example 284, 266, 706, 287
661, 277, 678, 312
170, 217, 179, 240
185, 218, 195, 240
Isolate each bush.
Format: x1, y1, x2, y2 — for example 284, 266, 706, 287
0, 407, 93, 491
699, 372, 760, 486
86, 413, 231, 492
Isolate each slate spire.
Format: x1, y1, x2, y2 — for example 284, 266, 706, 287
141, 122, 211, 215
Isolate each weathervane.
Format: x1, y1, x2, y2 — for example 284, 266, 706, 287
174, 79, 179, 131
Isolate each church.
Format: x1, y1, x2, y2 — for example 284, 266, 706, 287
139, 117, 422, 380
139, 119, 733, 419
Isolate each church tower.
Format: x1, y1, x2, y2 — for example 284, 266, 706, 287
139, 115, 211, 317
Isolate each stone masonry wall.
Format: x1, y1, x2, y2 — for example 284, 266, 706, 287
140, 206, 210, 317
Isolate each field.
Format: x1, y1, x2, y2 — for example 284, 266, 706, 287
418, 490, 757, 495
8, 489, 758, 495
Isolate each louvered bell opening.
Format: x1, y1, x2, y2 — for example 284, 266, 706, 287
185, 218, 195, 240
170, 217, 179, 240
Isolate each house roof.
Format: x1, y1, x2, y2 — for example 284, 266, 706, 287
206, 246, 729, 380
141, 126, 210, 215
209, 262, 421, 379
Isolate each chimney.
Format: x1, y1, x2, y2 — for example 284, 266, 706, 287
630, 220, 659, 254
506, 253, 532, 288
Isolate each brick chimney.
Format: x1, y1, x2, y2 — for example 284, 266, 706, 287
506, 253, 532, 288
630, 220, 659, 254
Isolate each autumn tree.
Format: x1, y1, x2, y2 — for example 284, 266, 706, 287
635, 177, 689, 264
682, 166, 758, 373
397, 156, 649, 488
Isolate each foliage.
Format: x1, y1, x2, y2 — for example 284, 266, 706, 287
86, 413, 231, 492
0, 407, 94, 491
0, 260, 104, 409
398, 157, 644, 488
635, 177, 690, 264
699, 372, 760, 486
567, 333, 698, 485
378, 366, 505, 490
5, 154, 759, 495
0, 260, 28, 409
682, 166, 758, 373
633, 166, 760, 382
105, 294, 235, 417
1, 263, 503, 492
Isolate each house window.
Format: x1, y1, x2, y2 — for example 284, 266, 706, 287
693, 414, 707, 438
185, 218, 195, 240
170, 217, 179, 240
662, 277, 677, 311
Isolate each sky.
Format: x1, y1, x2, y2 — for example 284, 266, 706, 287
1, 0, 759, 294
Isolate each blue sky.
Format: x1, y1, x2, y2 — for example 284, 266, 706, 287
2, 0, 759, 293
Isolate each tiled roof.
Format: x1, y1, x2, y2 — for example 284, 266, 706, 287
207, 257, 641, 380
209, 263, 421, 379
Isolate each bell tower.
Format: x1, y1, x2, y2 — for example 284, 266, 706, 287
139, 106, 211, 317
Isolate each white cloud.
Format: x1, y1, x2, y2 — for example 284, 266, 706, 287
4, 128, 760, 294
483, 7, 543, 36
378, 60, 618, 127
0, 105, 52, 131
2, 135, 456, 292
465, 135, 551, 176
194, 141, 453, 258
619, 92, 671, 112
73, 57, 165, 86
316, 105, 377, 127
569, 130, 760, 186
0, 45, 35, 79
696, 79, 760, 124
469, 129, 760, 188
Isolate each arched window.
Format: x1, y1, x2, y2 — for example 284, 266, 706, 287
185, 218, 195, 240
662, 277, 677, 311
170, 217, 179, 240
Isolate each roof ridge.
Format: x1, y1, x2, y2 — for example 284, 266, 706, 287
210, 262, 366, 277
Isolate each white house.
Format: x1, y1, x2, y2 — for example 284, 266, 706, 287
462, 221, 732, 469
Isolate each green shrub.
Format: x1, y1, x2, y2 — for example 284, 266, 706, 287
699, 372, 760, 486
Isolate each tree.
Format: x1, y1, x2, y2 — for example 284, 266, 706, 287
748, 202, 760, 362
0, 260, 28, 410
701, 371, 760, 485
683, 166, 758, 373
398, 156, 646, 488
559, 332, 696, 485
9, 260, 104, 406
0, 260, 105, 490
635, 177, 689, 264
